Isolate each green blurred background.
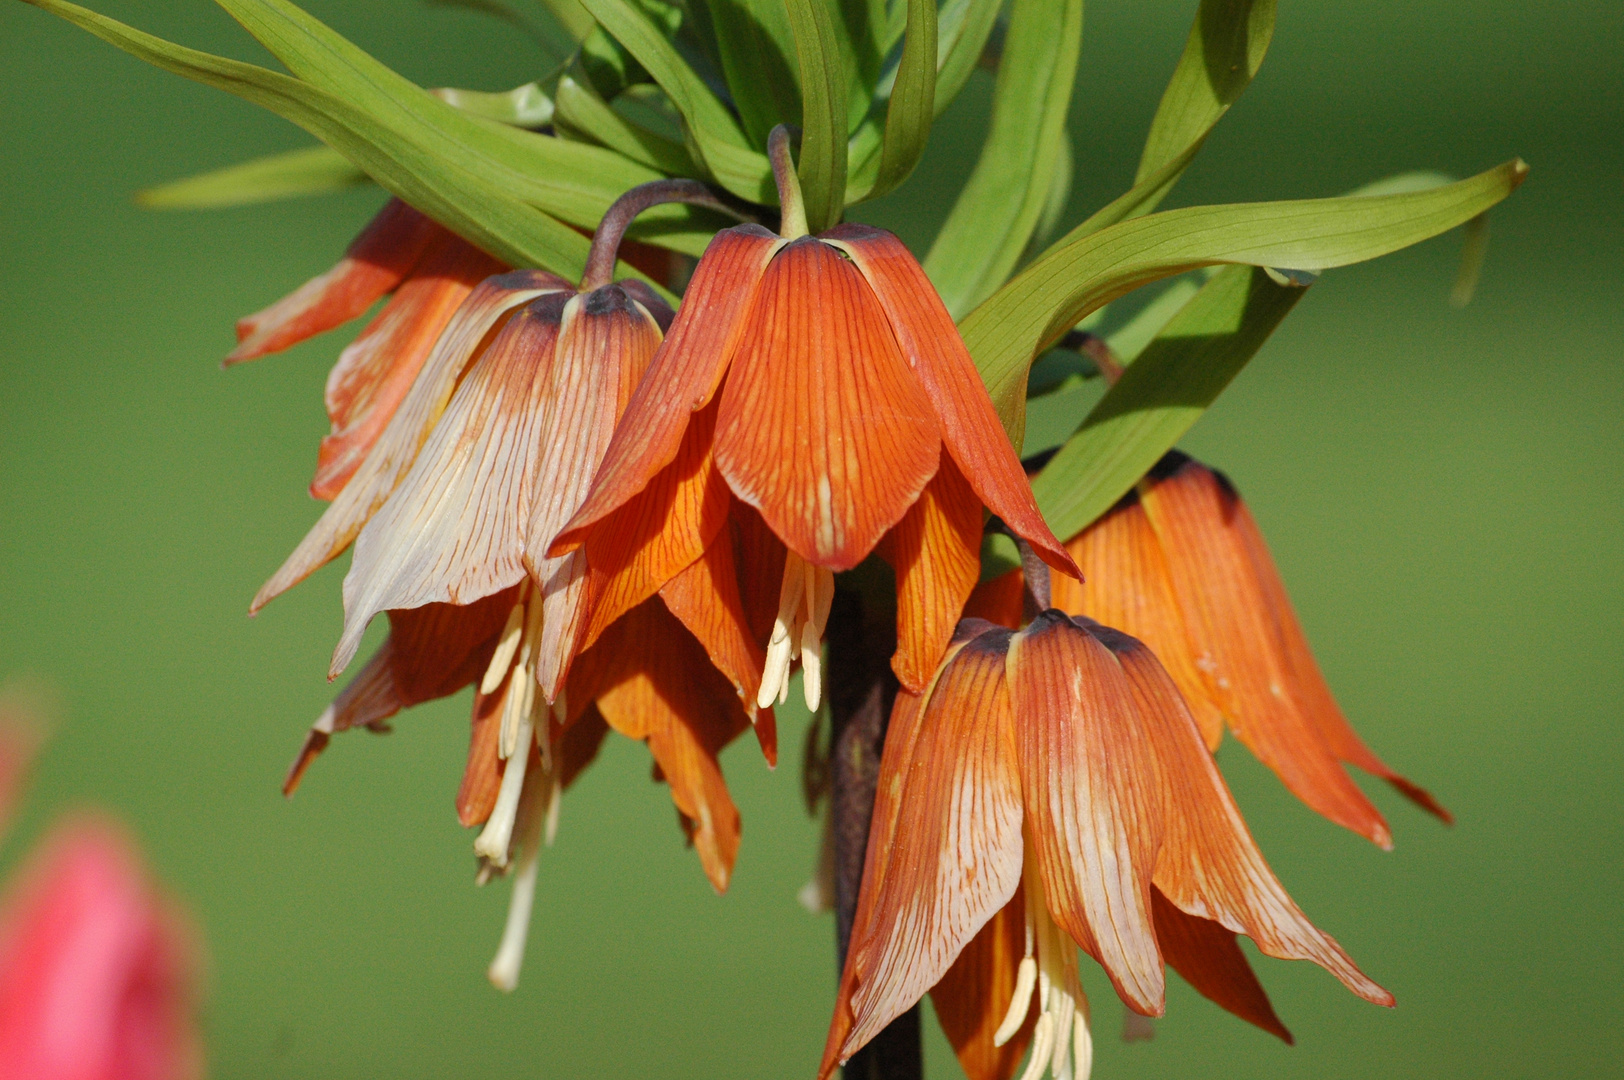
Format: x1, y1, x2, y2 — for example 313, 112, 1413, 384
1, 1, 1619, 1077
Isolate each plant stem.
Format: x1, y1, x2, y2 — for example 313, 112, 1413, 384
579, 178, 730, 291
768, 125, 811, 239
827, 588, 922, 1080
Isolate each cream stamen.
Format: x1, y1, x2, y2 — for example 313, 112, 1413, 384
474, 710, 533, 864
481, 596, 527, 694
485, 753, 554, 992
1000, 838, 1093, 1080
757, 552, 836, 710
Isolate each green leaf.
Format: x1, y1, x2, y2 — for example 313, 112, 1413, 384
210, 1, 677, 231
1029, 265, 1304, 538
703, 0, 803, 147
782, 0, 850, 232
22, 0, 599, 279
136, 144, 368, 208
868, 0, 937, 199
922, 0, 1084, 318
578, 0, 775, 202
552, 75, 699, 175
963, 159, 1529, 446
932, 0, 1003, 117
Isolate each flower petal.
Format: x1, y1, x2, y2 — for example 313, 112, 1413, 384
658, 521, 767, 712
310, 236, 505, 499
228, 197, 438, 364
578, 401, 734, 649
1055, 492, 1226, 750
1006, 611, 1166, 1016
841, 630, 1025, 1059
333, 294, 570, 676
1137, 455, 1394, 847
1097, 621, 1393, 1006
878, 453, 985, 691
823, 224, 1078, 579
1227, 490, 1451, 822
1151, 886, 1292, 1044
552, 225, 784, 553
575, 600, 749, 892
963, 569, 1026, 630
929, 885, 1040, 1080
715, 237, 943, 569
525, 286, 666, 701
251, 270, 566, 613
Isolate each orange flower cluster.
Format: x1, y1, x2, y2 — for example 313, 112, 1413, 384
241, 177, 1441, 1072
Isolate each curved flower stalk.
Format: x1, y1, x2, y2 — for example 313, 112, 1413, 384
981, 451, 1450, 848
820, 613, 1390, 1080
551, 129, 1079, 711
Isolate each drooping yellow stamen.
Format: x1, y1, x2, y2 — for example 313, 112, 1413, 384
758, 552, 836, 711
998, 837, 1093, 1080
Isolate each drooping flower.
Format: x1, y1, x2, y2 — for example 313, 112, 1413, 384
550, 132, 1077, 710
820, 613, 1390, 1080
0, 816, 205, 1080
272, 182, 772, 989
1004, 451, 1448, 848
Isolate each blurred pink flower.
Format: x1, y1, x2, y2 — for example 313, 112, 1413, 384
0, 817, 204, 1080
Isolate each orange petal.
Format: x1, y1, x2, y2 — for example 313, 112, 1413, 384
1005, 611, 1166, 1016
457, 674, 507, 827
1056, 493, 1226, 750
1138, 455, 1394, 847
524, 286, 666, 701
557, 705, 610, 788
731, 502, 789, 647
715, 237, 942, 569
929, 885, 1039, 1080
581, 601, 749, 892
962, 569, 1025, 630
1151, 887, 1292, 1043
840, 630, 1025, 1060
310, 236, 505, 499
658, 521, 767, 710
251, 270, 567, 613
228, 198, 438, 364
552, 225, 785, 553
823, 224, 1078, 580
332, 295, 570, 676
1097, 621, 1393, 1006
878, 453, 984, 691
1226, 488, 1451, 822
579, 401, 733, 649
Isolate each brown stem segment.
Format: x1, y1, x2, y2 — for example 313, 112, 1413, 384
579, 178, 731, 291
827, 587, 922, 1080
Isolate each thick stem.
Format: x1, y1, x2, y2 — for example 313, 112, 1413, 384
827, 588, 922, 1080
579, 178, 731, 291
768, 124, 811, 240
1016, 536, 1053, 620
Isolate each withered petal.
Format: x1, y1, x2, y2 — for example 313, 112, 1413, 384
228, 198, 438, 364
841, 632, 1025, 1060
311, 237, 504, 499
1006, 612, 1167, 1016
250, 270, 567, 614
715, 237, 942, 569
333, 294, 570, 676
823, 224, 1078, 580
1099, 622, 1394, 1007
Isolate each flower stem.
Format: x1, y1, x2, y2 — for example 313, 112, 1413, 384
580, 178, 732, 292
768, 125, 811, 240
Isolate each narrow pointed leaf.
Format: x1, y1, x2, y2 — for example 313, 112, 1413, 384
1031, 266, 1304, 538
136, 144, 368, 208
552, 75, 699, 176
932, 0, 1003, 117
867, 0, 936, 198
922, 0, 1083, 318
782, 0, 850, 232
578, 0, 776, 203
704, 0, 804, 148
964, 159, 1528, 443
